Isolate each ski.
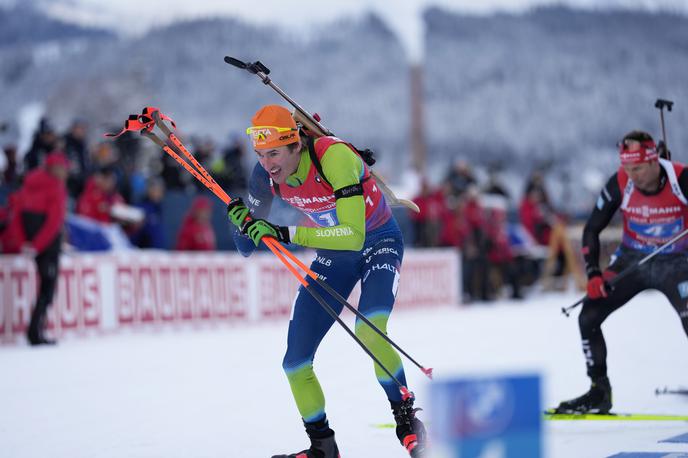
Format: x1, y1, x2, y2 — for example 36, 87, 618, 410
655, 387, 688, 396
372, 423, 396, 429
374, 411, 688, 428
544, 410, 688, 421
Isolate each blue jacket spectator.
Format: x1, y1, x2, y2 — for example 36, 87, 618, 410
129, 178, 166, 249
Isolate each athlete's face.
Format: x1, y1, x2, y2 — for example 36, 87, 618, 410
255, 142, 301, 184
623, 160, 661, 193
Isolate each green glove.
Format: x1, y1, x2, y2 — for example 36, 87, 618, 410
241, 219, 290, 246
227, 198, 250, 229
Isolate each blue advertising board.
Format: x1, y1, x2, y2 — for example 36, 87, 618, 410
430, 374, 542, 458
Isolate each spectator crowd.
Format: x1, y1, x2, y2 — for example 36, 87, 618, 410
0, 116, 578, 303
410, 160, 573, 303
0, 117, 248, 253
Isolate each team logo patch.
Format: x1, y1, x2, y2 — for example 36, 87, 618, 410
678, 281, 688, 299
596, 196, 604, 210
628, 219, 682, 240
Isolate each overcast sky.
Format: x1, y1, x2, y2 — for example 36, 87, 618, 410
33, 0, 688, 61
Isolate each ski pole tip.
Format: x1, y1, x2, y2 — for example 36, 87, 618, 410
400, 387, 414, 401
422, 367, 433, 380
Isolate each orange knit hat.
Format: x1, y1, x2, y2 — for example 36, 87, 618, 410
247, 105, 299, 149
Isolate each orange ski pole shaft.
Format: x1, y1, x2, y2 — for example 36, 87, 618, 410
143, 131, 308, 286
145, 122, 431, 377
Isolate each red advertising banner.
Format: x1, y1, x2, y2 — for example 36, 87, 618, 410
0, 249, 459, 344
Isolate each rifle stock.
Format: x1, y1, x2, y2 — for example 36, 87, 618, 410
292, 110, 328, 137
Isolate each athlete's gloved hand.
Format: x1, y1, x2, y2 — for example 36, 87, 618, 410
227, 198, 250, 229
586, 273, 608, 300
241, 219, 290, 246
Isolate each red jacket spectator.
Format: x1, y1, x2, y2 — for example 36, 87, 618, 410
18, 151, 70, 346
485, 207, 513, 264
6, 156, 68, 253
519, 188, 552, 246
411, 182, 447, 224
176, 196, 216, 251
76, 167, 124, 223
411, 180, 449, 247
440, 191, 484, 249
439, 208, 464, 247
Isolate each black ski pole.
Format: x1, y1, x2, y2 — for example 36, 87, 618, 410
654, 98, 674, 160
245, 161, 431, 374
315, 278, 433, 378
306, 284, 409, 392
562, 226, 688, 317
655, 386, 688, 396
268, 247, 415, 399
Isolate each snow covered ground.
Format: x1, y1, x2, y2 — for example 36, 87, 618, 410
1, 291, 687, 457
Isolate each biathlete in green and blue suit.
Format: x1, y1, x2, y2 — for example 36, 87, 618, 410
228, 105, 427, 458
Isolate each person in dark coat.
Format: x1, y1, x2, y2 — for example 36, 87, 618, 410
63, 119, 90, 198
23, 118, 60, 172
130, 178, 166, 249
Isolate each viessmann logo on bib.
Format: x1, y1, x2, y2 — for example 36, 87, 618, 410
625, 205, 682, 218
283, 195, 335, 207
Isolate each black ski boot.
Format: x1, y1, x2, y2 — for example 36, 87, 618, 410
391, 397, 428, 457
554, 376, 612, 414
271, 418, 340, 458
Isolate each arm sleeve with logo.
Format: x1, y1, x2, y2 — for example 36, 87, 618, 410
292, 143, 366, 251
582, 173, 621, 276
232, 163, 274, 257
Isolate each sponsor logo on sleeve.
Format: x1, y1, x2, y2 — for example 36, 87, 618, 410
315, 227, 353, 238
678, 281, 688, 299
248, 193, 261, 207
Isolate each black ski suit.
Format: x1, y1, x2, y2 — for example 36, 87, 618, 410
580, 160, 688, 380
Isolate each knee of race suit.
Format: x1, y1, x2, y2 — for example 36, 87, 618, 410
578, 304, 604, 332
282, 349, 313, 374
354, 311, 390, 347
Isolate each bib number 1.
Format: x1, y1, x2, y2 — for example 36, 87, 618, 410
309, 208, 339, 227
